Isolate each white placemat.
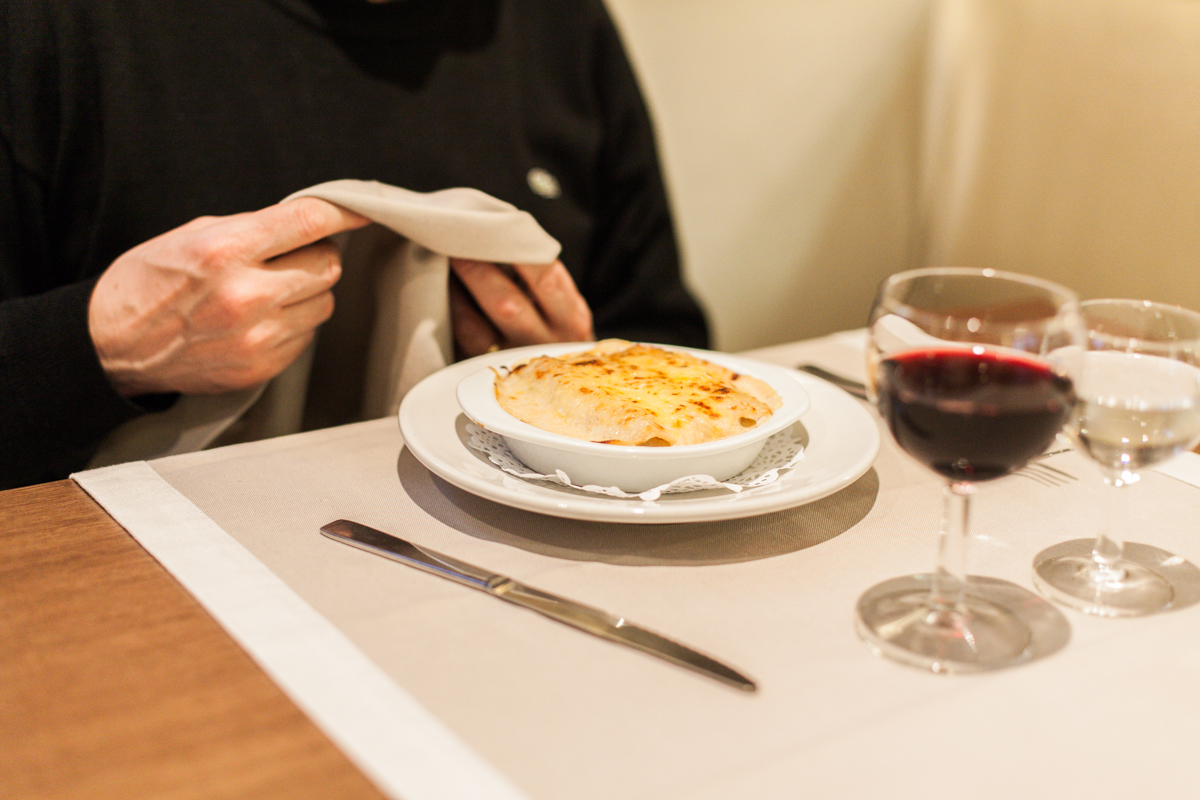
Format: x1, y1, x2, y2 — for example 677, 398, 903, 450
71, 334, 1200, 800
73, 461, 529, 800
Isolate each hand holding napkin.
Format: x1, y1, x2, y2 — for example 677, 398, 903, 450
90, 180, 561, 467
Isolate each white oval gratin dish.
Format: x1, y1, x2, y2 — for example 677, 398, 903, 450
454, 342, 811, 493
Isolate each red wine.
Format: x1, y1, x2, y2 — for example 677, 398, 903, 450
877, 348, 1074, 481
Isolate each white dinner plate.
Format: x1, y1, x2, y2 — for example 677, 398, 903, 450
398, 346, 881, 523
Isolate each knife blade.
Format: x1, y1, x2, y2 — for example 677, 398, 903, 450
320, 519, 756, 692
796, 363, 869, 399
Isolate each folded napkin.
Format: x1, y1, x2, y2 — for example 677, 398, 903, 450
89, 180, 560, 467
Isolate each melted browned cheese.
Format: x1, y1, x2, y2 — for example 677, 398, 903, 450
494, 340, 782, 446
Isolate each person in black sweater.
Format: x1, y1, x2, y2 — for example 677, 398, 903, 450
0, 0, 710, 489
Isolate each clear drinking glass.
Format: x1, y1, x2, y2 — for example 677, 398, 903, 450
856, 267, 1081, 673
1032, 299, 1200, 616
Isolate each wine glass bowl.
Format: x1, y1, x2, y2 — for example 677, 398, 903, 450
856, 267, 1080, 673
1032, 299, 1200, 616
876, 348, 1074, 483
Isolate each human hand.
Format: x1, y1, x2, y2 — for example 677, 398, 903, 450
88, 198, 370, 397
448, 259, 594, 357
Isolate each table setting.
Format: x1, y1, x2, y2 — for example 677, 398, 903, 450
20, 268, 1196, 798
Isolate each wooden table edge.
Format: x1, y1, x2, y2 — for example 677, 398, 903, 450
0, 479, 387, 800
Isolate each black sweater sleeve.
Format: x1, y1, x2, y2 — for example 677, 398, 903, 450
578, 6, 709, 348
0, 0, 140, 488
0, 280, 144, 489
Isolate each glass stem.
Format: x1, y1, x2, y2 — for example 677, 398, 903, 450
1091, 470, 1136, 583
931, 481, 974, 613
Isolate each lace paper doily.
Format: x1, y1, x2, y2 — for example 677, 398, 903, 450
465, 423, 805, 501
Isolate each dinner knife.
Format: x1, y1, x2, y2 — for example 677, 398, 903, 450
320, 519, 756, 692
796, 363, 869, 399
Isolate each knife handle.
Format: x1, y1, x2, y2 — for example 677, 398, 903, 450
321, 519, 501, 592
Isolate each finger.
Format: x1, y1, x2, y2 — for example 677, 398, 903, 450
249, 197, 370, 262
224, 325, 319, 391
166, 301, 326, 395
264, 329, 319, 380
215, 291, 333, 386
264, 239, 344, 307
449, 272, 502, 356
513, 261, 594, 340
274, 284, 337, 332
227, 326, 319, 390
450, 258, 550, 344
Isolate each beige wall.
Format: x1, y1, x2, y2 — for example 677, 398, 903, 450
607, 0, 932, 351
917, 0, 1200, 313
607, 0, 1200, 351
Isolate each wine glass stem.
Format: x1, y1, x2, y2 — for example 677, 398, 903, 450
1091, 474, 1135, 583
931, 481, 975, 612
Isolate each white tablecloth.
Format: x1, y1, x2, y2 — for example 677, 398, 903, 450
74, 333, 1200, 799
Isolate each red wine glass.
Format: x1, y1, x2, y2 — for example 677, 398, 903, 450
856, 267, 1081, 673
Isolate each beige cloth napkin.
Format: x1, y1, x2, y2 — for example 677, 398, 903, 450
89, 180, 560, 467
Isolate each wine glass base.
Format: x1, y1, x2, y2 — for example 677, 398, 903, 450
1032, 539, 1178, 617
854, 574, 1070, 674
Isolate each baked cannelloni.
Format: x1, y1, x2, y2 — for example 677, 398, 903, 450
494, 340, 782, 446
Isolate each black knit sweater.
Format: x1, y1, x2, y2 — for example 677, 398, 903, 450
0, 0, 708, 488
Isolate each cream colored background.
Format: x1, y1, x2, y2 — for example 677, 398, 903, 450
606, 0, 1200, 351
